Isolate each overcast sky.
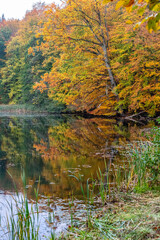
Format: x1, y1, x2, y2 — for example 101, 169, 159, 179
0, 0, 60, 20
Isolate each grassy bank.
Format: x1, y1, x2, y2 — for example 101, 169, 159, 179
64, 192, 160, 240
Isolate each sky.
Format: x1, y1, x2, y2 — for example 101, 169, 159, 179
0, 0, 60, 20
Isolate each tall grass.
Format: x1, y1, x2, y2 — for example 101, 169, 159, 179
4, 171, 40, 240
1, 171, 56, 240
126, 125, 160, 191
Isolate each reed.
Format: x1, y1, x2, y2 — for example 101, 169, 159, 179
126, 125, 160, 191
5, 171, 40, 240
1, 171, 56, 240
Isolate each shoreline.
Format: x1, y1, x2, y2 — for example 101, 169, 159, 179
0, 104, 158, 122
64, 191, 160, 239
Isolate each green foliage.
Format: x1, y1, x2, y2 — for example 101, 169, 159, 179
0, 20, 19, 103
0, 21, 18, 67
0, 5, 65, 112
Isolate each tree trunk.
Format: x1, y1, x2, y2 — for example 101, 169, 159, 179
102, 45, 118, 99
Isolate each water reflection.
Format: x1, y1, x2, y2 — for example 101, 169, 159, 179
0, 115, 151, 200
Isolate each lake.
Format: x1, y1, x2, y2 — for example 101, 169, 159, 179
0, 115, 152, 238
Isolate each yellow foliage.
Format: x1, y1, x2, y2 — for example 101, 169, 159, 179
28, 47, 35, 56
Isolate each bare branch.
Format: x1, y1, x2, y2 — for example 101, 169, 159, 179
87, 94, 106, 106
82, 16, 102, 44
82, 49, 100, 55
73, 2, 100, 25
104, 6, 109, 49
66, 24, 89, 28
68, 37, 102, 46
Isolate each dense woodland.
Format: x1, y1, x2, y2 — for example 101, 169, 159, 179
0, 0, 159, 116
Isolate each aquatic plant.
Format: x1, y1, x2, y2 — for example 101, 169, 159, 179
1, 172, 56, 240
4, 171, 40, 240
127, 125, 160, 191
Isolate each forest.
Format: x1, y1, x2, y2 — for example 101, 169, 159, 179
0, 0, 159, 117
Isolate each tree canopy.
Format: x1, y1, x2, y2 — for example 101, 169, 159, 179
0, 0, 159, 116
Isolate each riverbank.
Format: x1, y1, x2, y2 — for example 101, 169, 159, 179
0, 104, 158, 122
64, 191, 160, 239
0, 104, 49, 114
0, 104, 116, 119
63, 122, 160, 239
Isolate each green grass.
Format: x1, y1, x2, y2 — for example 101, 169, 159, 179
108, 124, 160, 193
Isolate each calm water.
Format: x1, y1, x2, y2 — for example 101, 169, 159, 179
0, 115, 152, 238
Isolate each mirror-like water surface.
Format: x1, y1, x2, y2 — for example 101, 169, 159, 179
0, 115, 152, 238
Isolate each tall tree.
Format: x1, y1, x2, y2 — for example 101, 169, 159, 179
1, 3, 46, 104
0, 19, 19, 67
0, 19, 19, 103
108, 4, 160, 116
34, 0, 159, 116
34, 0, 119, 115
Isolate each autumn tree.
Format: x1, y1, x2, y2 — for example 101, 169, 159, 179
34, 0, 121, 115
0, 0, 159, 116
108, 4, 160, 116
34, 0, 159, 116
64, 0, 117, 91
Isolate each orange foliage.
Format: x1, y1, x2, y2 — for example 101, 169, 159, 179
33, 0, 119, 115
32, 0, 160, 116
